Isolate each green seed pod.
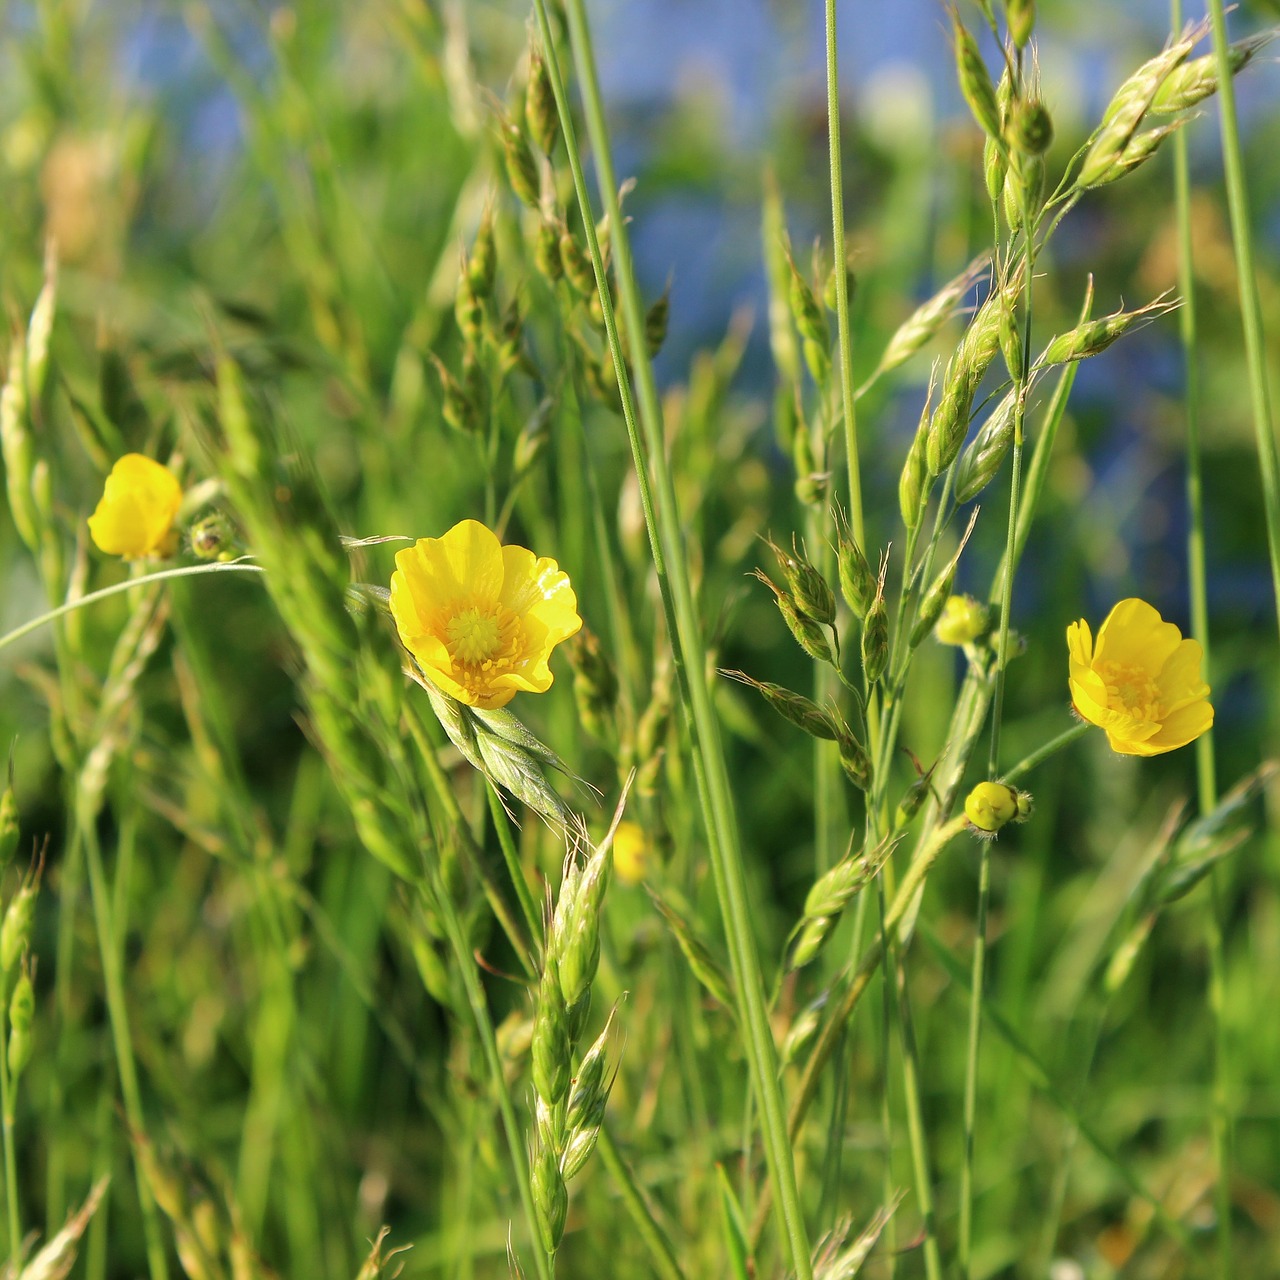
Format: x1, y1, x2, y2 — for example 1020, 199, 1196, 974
788, 916, 833, 971
556, 842, 610, 1010
781, 1002, 822, 1063
7, 969, 33, 1081
1040, 294, 1175, 365
559, 226, 595, 296
900, 409, 930, 530
1, 882, 37, 974
467, 205, 497, 298
499, 113, 541, 209
535, 217, 564, 281
837, 730, 874, 792
650, 893, 734, 1010
24, 243, 58, 405
999, 301, 1023, 383
952, 12, 1002, 140
1009, 98, 1053, 156
570, 628, 618, 741
645, 285, 670, 358
955, 390, 1016, 503
771, 537, 835, 627
531, 957, 571, 1106
526, 46, 560, 156
1, 332, 39, 552
430, 356, 475, 435
1151, 36, 1270, 115
0, 785, 18, 868
896, 774, 933, 827
983, 132, 1006, 211
722, 670, 840, 741
776, 588, 834, 664
454, 270, 485, 347
910, 510, 977, 649
532, 1137, 567, 1253
861, 598, 889, 687
787, 253, 827, 350
791, 423, 825, 508
835, 526, 875, 619
1004, 0, 1035, 47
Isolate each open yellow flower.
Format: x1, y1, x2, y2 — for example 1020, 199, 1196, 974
611, 820, 650, 886
1067, 598, 1212, 756
87, 453, 183, 559
390, 519, 581, 710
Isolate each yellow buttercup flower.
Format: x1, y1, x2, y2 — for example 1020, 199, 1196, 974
87, 453, 183, 559
390, 519, 582, 710
1067, 598, 1213, 757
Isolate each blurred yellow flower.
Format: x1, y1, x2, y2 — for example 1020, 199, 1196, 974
87, 453, 182, 559
611, 820, 649, 886
934, 594, 989, 646
1067, 598, 1212, 757
391, 519, 581, 710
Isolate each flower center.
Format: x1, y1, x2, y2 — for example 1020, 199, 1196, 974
1097, 659, 1163, 722
446, 608, 502, 663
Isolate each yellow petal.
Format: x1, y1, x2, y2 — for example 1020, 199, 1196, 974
1066, 618, 1093, 667
1156, 637, 1209, 711
1094, 598, 1182, 674
1139, 699, 1214, 754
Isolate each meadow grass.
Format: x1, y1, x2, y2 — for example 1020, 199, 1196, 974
0, 1, 1277, 1277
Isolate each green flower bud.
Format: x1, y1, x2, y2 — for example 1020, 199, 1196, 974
532, 1137, 567, 1253
838, 730, 873, 792
535, 217, 564, 282
467, 205, 497, 298
559, 225, 596, 297
532, 957, 571, 1106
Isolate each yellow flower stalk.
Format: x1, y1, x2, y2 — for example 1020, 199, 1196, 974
87, 453, 182, 559
1067, 597, 1213, 756
390, 519, 581, 711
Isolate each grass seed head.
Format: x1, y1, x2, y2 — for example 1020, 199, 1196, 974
526, 45, 560, 156
951, 9, 1003, 141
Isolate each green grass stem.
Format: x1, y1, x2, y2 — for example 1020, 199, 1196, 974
531, 4, 815, 1273
1207, 0, 1280, 640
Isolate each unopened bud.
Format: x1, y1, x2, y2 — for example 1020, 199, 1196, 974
560, 226, 595, 297
532, 958, 570, 1106
1151, 36, 1271, 115
188, 513, 233, 561
532, 1138, 567, 1253
910, 510, 977, 648
861, 597, 889, 686
837, 731, 873, 792
1040, 294, 1176, 365
964, 780, 1033, 836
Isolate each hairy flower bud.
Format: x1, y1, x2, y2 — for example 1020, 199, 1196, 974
964, 780, 1033, 836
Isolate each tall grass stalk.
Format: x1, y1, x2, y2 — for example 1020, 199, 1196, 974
823, 0, 865, 544
531, 2, 815, 1273
1206, 0, 1280, 635
1176, 2, 1232, 1271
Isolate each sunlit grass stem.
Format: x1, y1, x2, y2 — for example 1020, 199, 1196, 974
1206, 0, 1280, 641
531, 3, 815, 1274
1177, 2, 1232, 1271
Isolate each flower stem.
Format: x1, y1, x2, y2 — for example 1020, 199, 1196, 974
0, 561, 263, 657
1001, 720, 1090, 784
